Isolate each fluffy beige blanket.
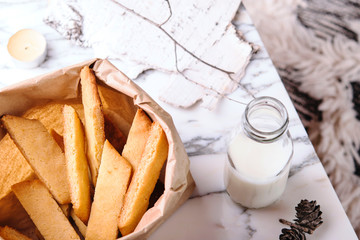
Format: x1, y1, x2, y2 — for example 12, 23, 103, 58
243, 0, 360, 236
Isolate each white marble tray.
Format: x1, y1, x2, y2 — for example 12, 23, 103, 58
0, 1, 357, 239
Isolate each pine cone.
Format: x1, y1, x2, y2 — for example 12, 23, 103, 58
294, 200, 323, 232
279, 227, 306, 240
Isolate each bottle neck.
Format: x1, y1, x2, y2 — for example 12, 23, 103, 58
243, 97, 289, 143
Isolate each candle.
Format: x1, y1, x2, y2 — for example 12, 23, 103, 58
224, 97, 293, 208
7, 29, 47, 69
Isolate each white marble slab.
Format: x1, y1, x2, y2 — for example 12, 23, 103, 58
0, 1, 357, 239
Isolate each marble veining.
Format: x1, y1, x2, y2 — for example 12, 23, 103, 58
0, 1, 358, 239
183, 136, 222, 156
288, 152, 320, 177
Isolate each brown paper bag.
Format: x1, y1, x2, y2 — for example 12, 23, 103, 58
0, 58, 195, 239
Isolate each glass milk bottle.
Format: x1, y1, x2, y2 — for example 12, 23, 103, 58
224, 96, 293, 208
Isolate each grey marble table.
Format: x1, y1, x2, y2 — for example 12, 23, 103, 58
0, 1, 357, 239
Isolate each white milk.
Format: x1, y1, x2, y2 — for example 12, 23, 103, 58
224, 96, 293, 208
224, 132, 292, 208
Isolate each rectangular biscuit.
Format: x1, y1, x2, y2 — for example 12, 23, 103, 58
80, 66, 105, 186
122, 109, 152, 171
12, 180, 80, 240
2, 115, 70, 204
63, 105, 91, 224
119, 121, 169, 236
86, 140, 132, 240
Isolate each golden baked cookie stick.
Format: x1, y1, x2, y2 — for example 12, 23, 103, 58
12, 180, 80, 240
86, 140, 132, 240
63, 105, 91, 224
119, 121, 169, 236
80, 66, 105, 186
122, 109, 152, 171
2, 115, 70, 204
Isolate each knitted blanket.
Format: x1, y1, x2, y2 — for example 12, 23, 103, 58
243, 0, 360, 236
